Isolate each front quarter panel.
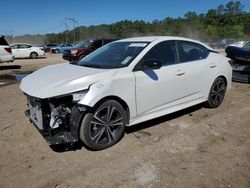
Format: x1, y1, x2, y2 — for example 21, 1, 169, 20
78, 69, 137, 121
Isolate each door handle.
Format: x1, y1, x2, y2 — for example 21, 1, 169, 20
209, 63, 216, 68
176, 70, 185, 76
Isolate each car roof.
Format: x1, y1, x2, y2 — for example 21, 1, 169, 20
117, 36, 214, 50
10, 43, 33, 46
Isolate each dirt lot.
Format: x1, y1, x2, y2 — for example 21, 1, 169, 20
0, 54, 249, 188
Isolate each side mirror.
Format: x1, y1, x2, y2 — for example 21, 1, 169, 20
142, 59, 162, 70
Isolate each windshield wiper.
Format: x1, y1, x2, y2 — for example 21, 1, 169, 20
82, 64, 101, 68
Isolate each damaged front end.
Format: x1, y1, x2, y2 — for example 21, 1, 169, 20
25, 94, 87, 145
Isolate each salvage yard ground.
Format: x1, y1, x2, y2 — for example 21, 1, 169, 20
0, 54, 249, 187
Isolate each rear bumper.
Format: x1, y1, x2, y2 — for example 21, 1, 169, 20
0, 54, 14, 63
232, 71, 250, 83
232, 63, 250, 84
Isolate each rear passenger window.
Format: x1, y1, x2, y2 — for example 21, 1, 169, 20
178, 41, 209, 62
141, 41, 177, 66
19, 44, 30, 49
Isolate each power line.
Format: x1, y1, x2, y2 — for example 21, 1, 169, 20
64, 17, 79, 43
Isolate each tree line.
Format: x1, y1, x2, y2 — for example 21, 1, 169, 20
6, 1, 250, 45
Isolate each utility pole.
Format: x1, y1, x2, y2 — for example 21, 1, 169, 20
64, 17, 79, 44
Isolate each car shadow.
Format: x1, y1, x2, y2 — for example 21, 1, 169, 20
125, 104, 203, 134
0, 65, 21, 70
49, 142, 82, 153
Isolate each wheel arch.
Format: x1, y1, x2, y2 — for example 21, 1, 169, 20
205, 74, 228, 100
91, 95, 130, 125
217, 75, 228, 87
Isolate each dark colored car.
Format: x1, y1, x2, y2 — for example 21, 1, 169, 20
226, 42, 250, 83
211, 39, 236, 49
41, 44, 58, 53
63, 39, 116, 61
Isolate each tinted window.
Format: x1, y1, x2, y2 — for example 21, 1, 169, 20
19, 44, 31, 49
178, 41, 209, 62
243, 42, 250, 49
140, 41, 177, 66
0, 37, 8, 45
10, 44, 18, 49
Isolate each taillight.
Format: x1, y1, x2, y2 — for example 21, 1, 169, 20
4, 47, 12, 54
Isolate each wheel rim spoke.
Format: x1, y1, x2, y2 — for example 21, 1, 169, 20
93, 114, 106, 125
92, 128, 105, 143
106, 106, 115, 123
106, 126, 115, 143
109, 117, 123, 127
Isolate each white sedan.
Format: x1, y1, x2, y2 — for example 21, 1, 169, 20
10, 43, 45, 59
20, 36, 232, 150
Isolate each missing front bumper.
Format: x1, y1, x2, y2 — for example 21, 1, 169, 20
25, 109, 80, 145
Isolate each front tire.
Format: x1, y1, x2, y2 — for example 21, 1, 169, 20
205, 77, 227, 108
80, 100, 127, 150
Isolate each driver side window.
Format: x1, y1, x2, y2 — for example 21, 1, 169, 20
141, 41, 177, 66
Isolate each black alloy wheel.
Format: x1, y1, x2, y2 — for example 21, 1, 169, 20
80, 100, 127, 150
205, 77, 227, 108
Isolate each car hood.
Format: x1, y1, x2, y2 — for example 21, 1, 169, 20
20, 63, 118, 99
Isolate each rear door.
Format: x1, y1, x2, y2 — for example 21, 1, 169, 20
176, 41, 213, 97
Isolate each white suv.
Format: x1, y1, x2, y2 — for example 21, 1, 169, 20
0, 36, 14, 63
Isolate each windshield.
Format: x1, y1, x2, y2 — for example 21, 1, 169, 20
76, 41, 149, 69
77, 40, 93, 48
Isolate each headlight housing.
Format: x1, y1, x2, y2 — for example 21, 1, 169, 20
71, 50, 78, 55
72, 90, 88, 102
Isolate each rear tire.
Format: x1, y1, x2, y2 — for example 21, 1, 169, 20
30, 52, 38, 59
80, 100, 127, 150
205, 77, 227, 108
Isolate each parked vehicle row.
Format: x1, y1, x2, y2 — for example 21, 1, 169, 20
20, 36, 232, 150
63, 39, 116, 62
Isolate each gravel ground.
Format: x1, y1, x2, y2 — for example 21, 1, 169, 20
0, 54, 249, 188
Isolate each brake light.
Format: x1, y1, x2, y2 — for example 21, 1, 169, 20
4, 47, 12, 54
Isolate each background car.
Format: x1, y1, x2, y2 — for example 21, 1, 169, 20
20, 36, 232, 150
226, 42, 250, 83
228, 41, 248, 48
211, 39, 236, 49
41, 44, 58, 53
63, 39, 116, 61
0, 36, 14, 63
50, 44, 75, 54
10, 43, 45, 59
